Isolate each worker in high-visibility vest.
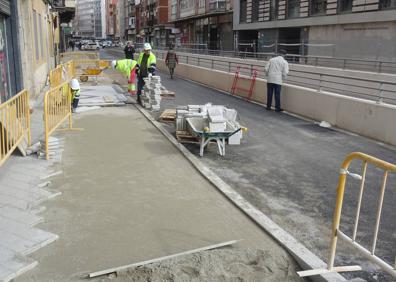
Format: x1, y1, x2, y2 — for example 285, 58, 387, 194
70, 79, 80, 113
111, 59, 138, 96
136, 43, 157, 104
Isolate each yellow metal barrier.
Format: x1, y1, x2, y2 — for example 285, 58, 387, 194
44, 81, 82, 160
49, 65, 64, 88
64, 60, 76, 81
298, 152, 396, 278
0, 90, 31, 167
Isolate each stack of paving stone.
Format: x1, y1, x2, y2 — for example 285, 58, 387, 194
142, 75, 162, 111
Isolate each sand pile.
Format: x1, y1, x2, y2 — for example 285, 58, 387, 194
100, 248, 303, 282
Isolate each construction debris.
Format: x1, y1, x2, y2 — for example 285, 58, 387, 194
88, 240, 239, 278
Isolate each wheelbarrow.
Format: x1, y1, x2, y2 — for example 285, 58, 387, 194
79, 60, 110, 82
186, 117, 247, 157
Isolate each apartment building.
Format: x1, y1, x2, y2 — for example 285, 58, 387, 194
169, 0, 233, 50
137, 0, 172, 47
106, 0, 119, 39
75, 0, 104, 38
125, 0, 136, 41
234, 0, 396, 59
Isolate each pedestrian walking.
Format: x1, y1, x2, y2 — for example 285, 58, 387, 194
124, 41, 135, 60
265, 49, 289, 112
111, 58, 139, 95
136, 43, 157, 104
70, 79, 80, 112
165, 46, 178, 79
69, 40, 75, 51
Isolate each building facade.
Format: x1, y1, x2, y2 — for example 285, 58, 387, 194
106, 0, 119, 39
234, 0, 396, 60
0, 0, 21, 102
137, 0, 172, 47
75, 0, 104, 38
13, 0, 60, 97
169, 0, 233, 50
125, 0, 136, 41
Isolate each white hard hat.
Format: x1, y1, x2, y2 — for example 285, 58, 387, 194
143, 43, 152, 50
70, 79, 80, 90
111, 60, 117, 69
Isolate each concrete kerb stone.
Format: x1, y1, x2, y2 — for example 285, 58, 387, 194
134, 103, 347, 282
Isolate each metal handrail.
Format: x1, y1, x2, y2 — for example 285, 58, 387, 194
154, 50, 396, 104
146, 45, 396, 74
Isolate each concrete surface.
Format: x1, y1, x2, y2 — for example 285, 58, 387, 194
14, 106, 303, 281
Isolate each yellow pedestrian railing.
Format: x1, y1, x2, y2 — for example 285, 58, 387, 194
0, 90, 31, 167
44, 81, 82, 160
49, 65, 64, 88
298, 152, 396, 279
64, 60, 76, 81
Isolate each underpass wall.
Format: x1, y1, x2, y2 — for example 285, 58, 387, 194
157, 59, 396, 147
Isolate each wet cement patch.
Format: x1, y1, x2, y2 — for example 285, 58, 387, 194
102, 248, 300, 282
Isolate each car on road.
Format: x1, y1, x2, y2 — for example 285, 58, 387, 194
83, 42, 100, 51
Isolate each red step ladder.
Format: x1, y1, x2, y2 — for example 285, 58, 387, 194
231, 66, 258, 100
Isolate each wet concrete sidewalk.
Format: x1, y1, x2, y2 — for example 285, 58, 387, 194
15, 106, 302, 281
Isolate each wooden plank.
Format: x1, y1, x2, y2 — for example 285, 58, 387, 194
88, 240, 240, 278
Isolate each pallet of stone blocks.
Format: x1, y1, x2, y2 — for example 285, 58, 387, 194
142, 75, 173, 111
159, 109, 177, 123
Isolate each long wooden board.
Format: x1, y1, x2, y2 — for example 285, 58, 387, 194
88, 239, 239, 278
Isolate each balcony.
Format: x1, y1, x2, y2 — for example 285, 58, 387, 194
52, 0, 76, 8
51, 0, 76, 22
209, 0, 226, 12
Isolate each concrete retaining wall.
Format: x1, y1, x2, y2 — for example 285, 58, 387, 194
157, 59, 396, 147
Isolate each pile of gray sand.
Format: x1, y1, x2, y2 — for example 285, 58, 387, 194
100, 248, 304, 282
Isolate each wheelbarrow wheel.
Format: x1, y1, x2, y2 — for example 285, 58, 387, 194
80, 75, 89, 82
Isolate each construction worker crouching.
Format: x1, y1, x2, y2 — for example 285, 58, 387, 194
70, 79, 80, 113
136, 43, 157, 105
111, 58, 138, 96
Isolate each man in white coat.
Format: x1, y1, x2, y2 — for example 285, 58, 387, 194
265, 49, 289, 112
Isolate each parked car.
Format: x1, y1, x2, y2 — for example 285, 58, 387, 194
84, 42, 100, 51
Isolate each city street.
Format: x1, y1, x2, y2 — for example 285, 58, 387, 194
1, 0, 396, 281
104, 48, 396, 281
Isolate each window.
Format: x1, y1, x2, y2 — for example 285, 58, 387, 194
379, 0, 396, 9
338, 0, 352, 12
310, 0, 327, 15
270, 0, 279, 20
240, 0, 247, 22
252, 0, 260, 21
287, 0, 300, 17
